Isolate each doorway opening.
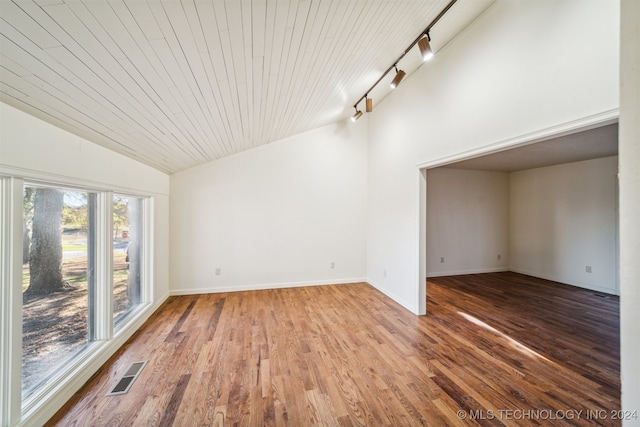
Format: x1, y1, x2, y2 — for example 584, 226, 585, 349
417, 115, 619, 315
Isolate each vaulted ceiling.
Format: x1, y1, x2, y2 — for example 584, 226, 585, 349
1, 0, 493, 174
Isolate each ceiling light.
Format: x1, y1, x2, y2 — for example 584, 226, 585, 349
390, 66, 406, 89
418, 33, 433, 61
351, 107, 363, 122
366, 96, 373, 113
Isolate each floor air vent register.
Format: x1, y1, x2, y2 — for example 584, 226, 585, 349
107, 361, 147, 396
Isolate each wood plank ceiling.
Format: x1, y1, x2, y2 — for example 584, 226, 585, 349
0, 0, 489, 174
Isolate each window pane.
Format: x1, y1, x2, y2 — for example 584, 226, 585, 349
22, 187, 95, 396
113, 195, 143, 324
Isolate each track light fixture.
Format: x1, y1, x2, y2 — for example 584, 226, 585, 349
351, 106, 363, 122
390, 66, 406, 89
350, 0, 457, 122
418, 32, 433, 61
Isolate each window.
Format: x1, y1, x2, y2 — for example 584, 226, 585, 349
0, 179, 152, 421
113, 195, 144, 325
22, 186, 96, 397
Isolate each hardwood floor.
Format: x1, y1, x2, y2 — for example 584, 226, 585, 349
47, 272, 621, 426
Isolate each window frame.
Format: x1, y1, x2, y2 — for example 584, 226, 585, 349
0, 175, 153, 424
20, 183, 100, 399
1, 176, 24, 427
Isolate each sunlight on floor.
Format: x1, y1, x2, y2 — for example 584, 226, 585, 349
458, 311, 551, 361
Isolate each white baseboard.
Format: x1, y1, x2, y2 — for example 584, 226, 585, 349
508, 268, 618, 295
169, 277, 367, 296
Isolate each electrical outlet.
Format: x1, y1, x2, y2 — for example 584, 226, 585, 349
330, 262, 335, 269
440, 257, 445, 263
497, 254, 502, 261
215, 268, 221, 276
586, 266, 592, 273
383, 269, 387, 277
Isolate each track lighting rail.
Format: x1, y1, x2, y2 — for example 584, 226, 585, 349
351, 0, 458, 114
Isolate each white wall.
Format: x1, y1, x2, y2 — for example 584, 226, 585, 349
366, 0, 619, 314
510, 157, 618, 294
426, 168, 509, 276
170, 120, 368, 294
619, 0, 640, 422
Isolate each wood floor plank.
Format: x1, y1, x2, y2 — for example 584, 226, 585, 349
47, 273, 621, 426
